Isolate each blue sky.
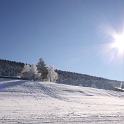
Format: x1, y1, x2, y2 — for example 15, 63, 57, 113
1, 0, 124, 81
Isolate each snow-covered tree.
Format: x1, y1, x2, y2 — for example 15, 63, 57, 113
120, 82, 124, 89
91, 83, 97, 88
21, 64, 40, 80
30, 64, 40, 80
37, 58, 48, 80
21, 64, 31, 79
47, 66, 58, 82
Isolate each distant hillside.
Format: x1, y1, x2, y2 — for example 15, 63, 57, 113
0, 59, 24, 76
56, 70, 121, 90
0, 59, 122, 90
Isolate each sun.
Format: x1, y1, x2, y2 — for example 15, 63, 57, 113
113, 34, 124, 53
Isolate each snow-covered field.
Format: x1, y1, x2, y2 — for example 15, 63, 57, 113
0, 78, 124, 124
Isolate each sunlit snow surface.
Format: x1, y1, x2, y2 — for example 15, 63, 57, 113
0, 78, 124, 124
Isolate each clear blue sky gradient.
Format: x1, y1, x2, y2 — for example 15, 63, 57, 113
1, 0, 124, 81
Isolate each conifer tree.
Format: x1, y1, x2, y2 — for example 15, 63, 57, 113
36, 58, 48, 80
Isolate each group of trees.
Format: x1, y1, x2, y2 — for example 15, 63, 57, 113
0, 58, 58, 83
21, 58, 58, 82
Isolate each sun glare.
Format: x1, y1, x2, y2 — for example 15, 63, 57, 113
113, 34, 124, 53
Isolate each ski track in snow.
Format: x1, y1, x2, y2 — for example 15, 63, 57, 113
0, 78, 124, 124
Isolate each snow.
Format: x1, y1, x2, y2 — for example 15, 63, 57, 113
0, 78, 124, 123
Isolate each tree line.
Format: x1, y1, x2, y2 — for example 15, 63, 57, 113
0, 58, 123, 90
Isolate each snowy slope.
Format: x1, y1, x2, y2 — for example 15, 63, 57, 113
0, 78, 124, 124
